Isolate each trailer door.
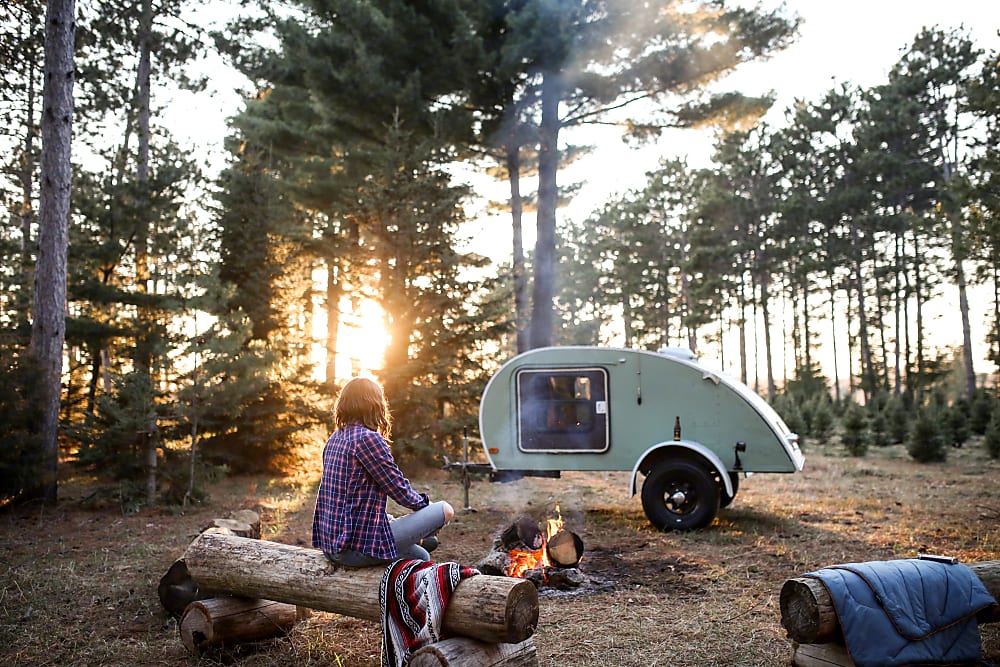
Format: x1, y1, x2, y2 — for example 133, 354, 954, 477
515, 367, 609, 453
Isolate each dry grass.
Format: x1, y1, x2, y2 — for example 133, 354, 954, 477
1, 440, 998, 666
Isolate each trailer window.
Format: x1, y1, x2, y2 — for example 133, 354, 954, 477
516, 368, 609, 452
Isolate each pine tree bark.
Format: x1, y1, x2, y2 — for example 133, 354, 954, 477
528, 71, 560, 350
956, 256, 976, 396
507, 146, 529, 354
29, 0, 76, 502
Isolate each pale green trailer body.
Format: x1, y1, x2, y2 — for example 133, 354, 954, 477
478, 346, 804, 530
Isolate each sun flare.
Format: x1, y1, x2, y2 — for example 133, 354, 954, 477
335, 298, 389, 379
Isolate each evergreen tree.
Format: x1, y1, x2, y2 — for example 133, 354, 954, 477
841, 401, 869, 457
984, 406, 1000, 459
207, 142, 323, 472
906, 410, 947, 463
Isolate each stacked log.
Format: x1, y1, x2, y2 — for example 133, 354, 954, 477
157, 509, 262, 615
179, 597, 309, 655
408, 636, 538, 667
182, 531, 539, 646
781, 560, 1000, 667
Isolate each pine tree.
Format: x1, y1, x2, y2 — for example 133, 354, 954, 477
907, 410, 947, 463
841, 401, 869, 457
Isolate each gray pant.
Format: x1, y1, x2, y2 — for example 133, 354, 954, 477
326, 501, 448, 567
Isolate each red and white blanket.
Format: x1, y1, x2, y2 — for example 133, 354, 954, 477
379, 559, 479, 667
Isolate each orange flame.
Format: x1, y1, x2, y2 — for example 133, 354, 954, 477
507, 547, 549, 578
506, 505, 564, 578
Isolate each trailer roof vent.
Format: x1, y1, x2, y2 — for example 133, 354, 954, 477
657, 346, 696, 361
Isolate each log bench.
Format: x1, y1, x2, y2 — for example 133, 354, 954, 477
780, 560, 1000, 667
177, 531, 540, 665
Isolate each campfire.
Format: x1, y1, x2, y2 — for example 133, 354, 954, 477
476, 506, 588, 592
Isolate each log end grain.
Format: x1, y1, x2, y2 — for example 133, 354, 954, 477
503, 578, 539, 644
179, 600, 214, 655
780, 577, 838, 644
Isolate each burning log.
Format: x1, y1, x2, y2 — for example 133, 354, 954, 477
476, 514, 587, 593
780, 560, 1000, 645
501, 517, 545, 551
179, 596, 309, 655
182, 532, 538, 645
546, 530, 584, 568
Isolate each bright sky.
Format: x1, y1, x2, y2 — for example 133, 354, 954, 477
554, 0, 1000, 225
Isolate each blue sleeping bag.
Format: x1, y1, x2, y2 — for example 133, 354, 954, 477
805, 559, 997, 667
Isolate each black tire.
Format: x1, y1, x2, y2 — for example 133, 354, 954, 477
719, 471, 740, 508
641, 459, 720, 531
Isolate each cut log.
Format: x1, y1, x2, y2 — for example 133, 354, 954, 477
182, 532, 538, 645
780, 560, 1000, 644
179, 597, 309, 655
791, 641, 856, 667
229, 510, 262, 538
409, 636, 538, 667
545, 530, 584, 568
203, 518, 257, 538
158, 559, 212, 616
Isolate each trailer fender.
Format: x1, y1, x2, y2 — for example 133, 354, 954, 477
629, 441, 734, 499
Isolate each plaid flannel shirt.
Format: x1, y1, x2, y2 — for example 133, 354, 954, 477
312, 423, 429, 560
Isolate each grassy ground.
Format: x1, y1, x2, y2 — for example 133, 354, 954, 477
1, 440, 998, 666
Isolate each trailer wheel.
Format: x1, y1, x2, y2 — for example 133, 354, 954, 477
641, 460, 720, 531
720, 471, 740, 508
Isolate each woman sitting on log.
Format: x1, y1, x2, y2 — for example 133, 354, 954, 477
312, 376, 454, 567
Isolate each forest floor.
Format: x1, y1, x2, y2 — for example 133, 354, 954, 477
1, 438, 998, 667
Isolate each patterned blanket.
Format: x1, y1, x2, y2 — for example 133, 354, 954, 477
379, 559, 479, 667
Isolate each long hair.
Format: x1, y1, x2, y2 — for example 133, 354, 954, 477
334, 377, 392, 440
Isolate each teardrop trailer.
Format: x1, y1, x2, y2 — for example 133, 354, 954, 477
475, 346, 804, 530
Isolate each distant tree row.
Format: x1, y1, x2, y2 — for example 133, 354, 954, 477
559, 28, 1000, 410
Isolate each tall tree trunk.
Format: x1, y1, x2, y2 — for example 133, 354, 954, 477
738, 276, 748, 386
759, 271, 776, 401
802, 273, 812, 373
19, 29, 39, 306
850, 219, 875, 402
621, 292, 634, 349
528, 71, 560, 350
870, 239, 891, 391
893, 232, 903, 393
29, 0, 76, 502
680, 225, 696, 354
506, 146, 529, 354
828, 276, 841, 403
324, 256, 342, 386
135, 0, 156, 506
914, 235, 926, 398
955, 255, 976, 396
